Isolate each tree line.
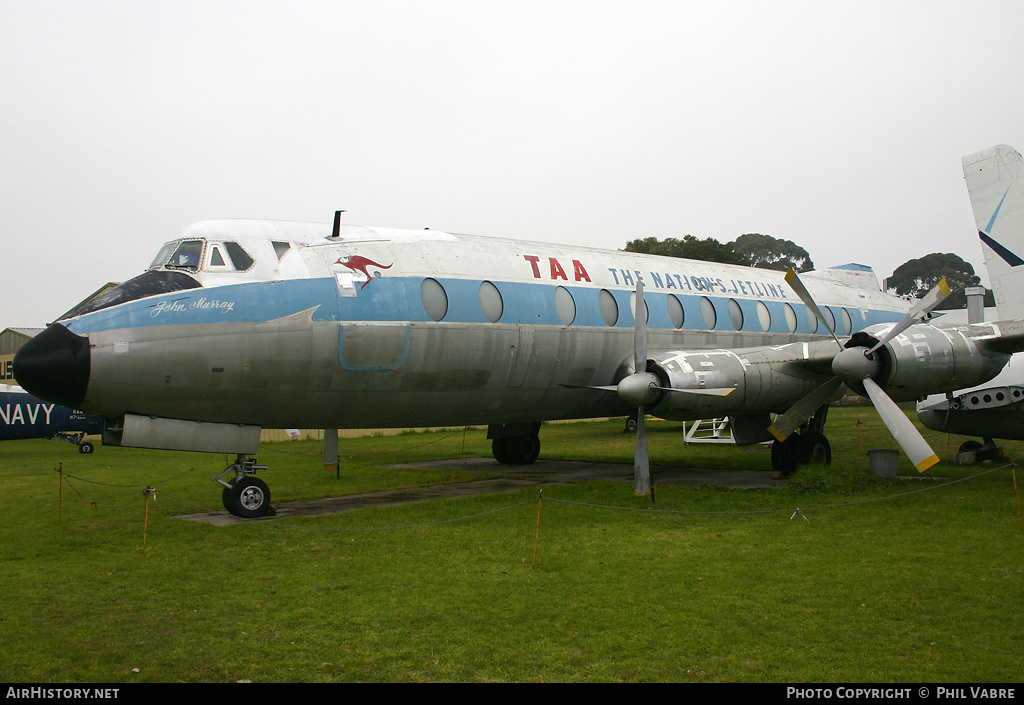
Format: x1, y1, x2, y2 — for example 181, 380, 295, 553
623, 233, 986, 310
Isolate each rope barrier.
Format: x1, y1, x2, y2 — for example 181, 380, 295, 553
212, 498, 538, 533
50, 455, 1018, 537
43, 416, 1023, 544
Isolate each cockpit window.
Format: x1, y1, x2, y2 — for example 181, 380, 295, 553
209, 246, 227, 268
149, 242, 177, 270
272, 241, 291, 261
149, 238, 254, 273
224, 242, 254, 271
166, 240, 204, 271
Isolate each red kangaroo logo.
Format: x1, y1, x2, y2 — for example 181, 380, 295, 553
334, 256, 393, 290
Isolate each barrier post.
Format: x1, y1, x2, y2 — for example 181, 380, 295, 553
533, 487, 544, 565
143, 486, 156, 545
1012, 461, 1022, 531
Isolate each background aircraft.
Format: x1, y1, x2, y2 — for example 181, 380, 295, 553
0, 383, 103, 452
14, 193, 1024, 517
918, 145, 1024, 459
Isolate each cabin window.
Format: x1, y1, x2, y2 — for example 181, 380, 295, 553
667, 295, 685, 329
629, 291, 649, 324
728, 298, 744, 330
841, 308, 853, 335
166, 240, 204, 271
757, 301, 772, 332
421, 278, 448, 321
479, 281, 503, 322
700, 297, 717, 329
555, 287, 576, 325
599, 289, 618, 326
805, 306, 818, 333
784, 303, 798, 333
822, 306, 836, 334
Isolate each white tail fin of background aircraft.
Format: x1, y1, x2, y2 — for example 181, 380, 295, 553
963, 144, 1024, 320
916, 145, 1024, 455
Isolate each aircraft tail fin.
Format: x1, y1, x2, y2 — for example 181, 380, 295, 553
963, 144, 1024, 320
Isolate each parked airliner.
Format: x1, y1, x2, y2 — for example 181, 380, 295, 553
15, 191, 1024, 517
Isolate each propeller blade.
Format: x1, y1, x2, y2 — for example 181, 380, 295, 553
558, 383, 619, 392
559, 381, 735, 400
785, 269, 844, 349
628, 280, 653, 498
866, 279, 951, 354
633, 279, 646, 372
653, 385, 736, 396
634, 411, 652, 496
863, 377, 940, 472
768, 377, 845, 441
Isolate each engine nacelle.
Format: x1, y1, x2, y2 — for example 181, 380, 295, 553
644, 341, 840, 421
866, 323, 1009, 402
636, 323, 1010, 422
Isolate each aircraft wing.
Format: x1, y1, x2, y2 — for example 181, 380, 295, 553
973, 319, 1024, 355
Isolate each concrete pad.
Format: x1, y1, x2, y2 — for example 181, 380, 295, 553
390, 457, 784, 489
178, 457, 782, 525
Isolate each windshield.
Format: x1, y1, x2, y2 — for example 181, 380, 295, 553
166, 240, 204, 270
148, 242, 176, 270
149, 238, 254, 273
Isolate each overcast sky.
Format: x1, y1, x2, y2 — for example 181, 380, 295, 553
2, 0, 1023, 327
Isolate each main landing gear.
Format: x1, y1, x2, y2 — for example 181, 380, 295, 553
771, 406, 832, 476
489, 422, 542, 465
957, 438, 1005, 463
215, 455, 274, 518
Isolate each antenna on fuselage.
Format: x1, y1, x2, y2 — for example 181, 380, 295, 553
331, 210, 345, 239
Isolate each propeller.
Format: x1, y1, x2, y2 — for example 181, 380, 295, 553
629, 280, 653, 497
770, 270, 948, 472
616, 281, 735, 497
557, 281, 656, 496
561, 280, 737, 497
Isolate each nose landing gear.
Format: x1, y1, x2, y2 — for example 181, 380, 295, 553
215, 455, 274, 518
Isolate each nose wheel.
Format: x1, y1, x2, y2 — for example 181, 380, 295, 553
216, 456, 273, 518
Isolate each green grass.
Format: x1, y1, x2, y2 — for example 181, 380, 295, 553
1, 408, 1022, 682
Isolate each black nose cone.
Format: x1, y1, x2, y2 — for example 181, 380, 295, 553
13, 323, 90, 409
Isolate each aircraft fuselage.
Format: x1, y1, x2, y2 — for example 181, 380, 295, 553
16, 220, 916, 433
